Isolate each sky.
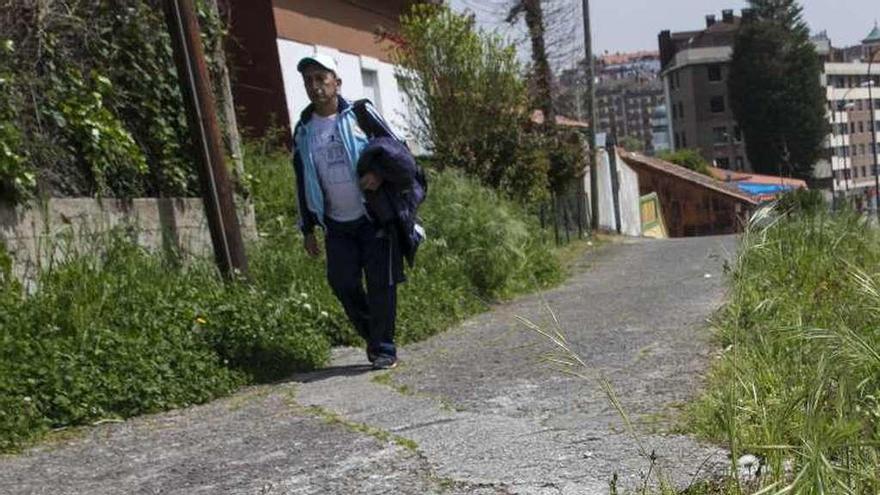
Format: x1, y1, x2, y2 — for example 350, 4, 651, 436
449, 0, 879, 62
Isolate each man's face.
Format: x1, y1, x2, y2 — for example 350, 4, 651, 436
302, 65, 340, 105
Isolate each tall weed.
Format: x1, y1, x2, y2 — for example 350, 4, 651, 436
688, 203, 880, 493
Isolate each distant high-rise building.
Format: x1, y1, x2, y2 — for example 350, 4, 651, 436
824, 24, 880, 208
658, 9, 749, 171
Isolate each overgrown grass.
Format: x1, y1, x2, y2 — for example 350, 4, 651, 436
687, 201, 880, 493
0, 143, 565, 452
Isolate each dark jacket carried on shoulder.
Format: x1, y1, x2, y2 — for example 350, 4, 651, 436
356, 136, 426, 266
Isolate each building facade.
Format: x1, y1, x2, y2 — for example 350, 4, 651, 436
825, 25, 880, 206
595, 78, 665, 152
226, 0, 422, 145
556, 51, 665, 153
658, 9, 750, 171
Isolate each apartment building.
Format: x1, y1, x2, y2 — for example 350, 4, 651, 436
658, 9, 749, 171
595, 78, 665, 152
225, 0, 423, 144
825, 25, 880, 204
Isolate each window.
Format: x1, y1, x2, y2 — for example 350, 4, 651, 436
735, 156, 745, 170
712, 126, 728, 144
851, 122, 856, 134
678, 102, 684, 120
733, 125, 742, 142
859, 121, 864, 133
857, 100, 864, 111
860, 144, 866, 156
710, 96, 725, 113
716, 157, 730, 168
360, 69, 382, 111
708, 64, 722, 82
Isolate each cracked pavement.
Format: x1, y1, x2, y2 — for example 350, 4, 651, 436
0, 235, 737, 494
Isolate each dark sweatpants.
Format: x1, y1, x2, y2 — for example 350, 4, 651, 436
324, 216, 402, 358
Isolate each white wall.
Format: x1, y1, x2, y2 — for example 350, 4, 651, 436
276, 39, 412, 143
595, 149, 617, 232
615, 150, 643, 237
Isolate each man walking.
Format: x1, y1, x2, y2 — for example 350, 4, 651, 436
292, 54, 408, 370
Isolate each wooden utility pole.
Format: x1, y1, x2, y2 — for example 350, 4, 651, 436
162, 0, 248, 277
582, 0, 599, 230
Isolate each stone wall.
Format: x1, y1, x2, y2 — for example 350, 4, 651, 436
0, 198, 256, 280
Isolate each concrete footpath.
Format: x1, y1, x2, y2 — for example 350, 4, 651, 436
0, 236, 738, 495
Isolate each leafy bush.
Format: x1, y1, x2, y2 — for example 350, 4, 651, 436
775, 187, 826, 216
688, 206, 880, 492
420, 168, 562, 300
392, 4, 550, 203
657, 148, 713, 177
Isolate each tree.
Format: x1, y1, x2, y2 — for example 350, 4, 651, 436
391, 4, 549, 203
506, 0, 585, 195
728, 0, 828, 179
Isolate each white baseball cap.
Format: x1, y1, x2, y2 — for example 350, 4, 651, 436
297, 53, 338, 75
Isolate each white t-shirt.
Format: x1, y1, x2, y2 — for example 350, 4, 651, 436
309, 114, 365, 222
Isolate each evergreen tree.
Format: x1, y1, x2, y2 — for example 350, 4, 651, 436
728, 0, 828, 178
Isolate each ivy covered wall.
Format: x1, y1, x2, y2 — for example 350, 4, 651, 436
0, 0, 231, 205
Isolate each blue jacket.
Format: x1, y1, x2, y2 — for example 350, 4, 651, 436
292, 96, 400, 235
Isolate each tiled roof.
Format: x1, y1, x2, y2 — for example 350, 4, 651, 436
599, 50, 659, 66
530, 110, 590, 129
619, 150, 758, 205
707, 168, 807, 189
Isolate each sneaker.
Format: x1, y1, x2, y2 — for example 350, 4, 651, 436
372, 355, 398, 370
366, 348, 378, 363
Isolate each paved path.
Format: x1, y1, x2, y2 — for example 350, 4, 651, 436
0, 235, 737, 495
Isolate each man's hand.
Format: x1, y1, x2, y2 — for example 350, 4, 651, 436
359, 171, 383, 191
304, 233, 321, 257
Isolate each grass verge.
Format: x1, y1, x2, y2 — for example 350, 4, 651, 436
686, 199, 880, 493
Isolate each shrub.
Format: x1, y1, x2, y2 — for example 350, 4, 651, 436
420, 168, 562, 300
392, 4, 550, 202
657, 148, 713, 177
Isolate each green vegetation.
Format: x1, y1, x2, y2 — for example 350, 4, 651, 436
728, 0, 828, 178
688, 200, 880, 492
392, 4, 589, 203
657, 149, 713, 177
0, 0, 228, 202
0, 144, 563, 452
